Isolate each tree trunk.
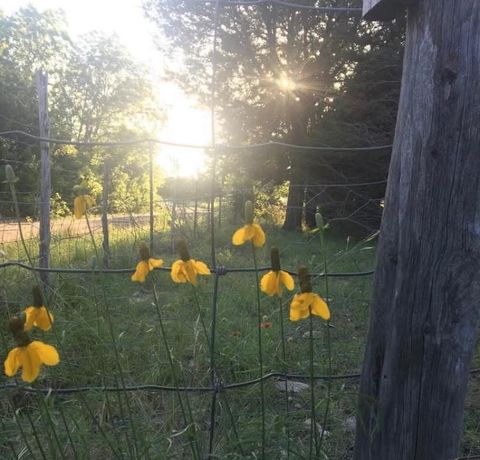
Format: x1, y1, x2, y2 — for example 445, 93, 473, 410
354, 2, 480, 459
282, 171, 304, 231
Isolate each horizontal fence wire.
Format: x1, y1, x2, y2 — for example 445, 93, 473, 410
1, 363, 480, 396
0, 261, 375, 277
193, 0, 363, 13
0, 129, 392, 152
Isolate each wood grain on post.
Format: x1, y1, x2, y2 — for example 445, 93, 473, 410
355, 1, 480, 458
36, 70, 51, 286
363, 0, 414, 20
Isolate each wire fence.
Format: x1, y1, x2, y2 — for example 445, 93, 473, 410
1, 1, 480, 459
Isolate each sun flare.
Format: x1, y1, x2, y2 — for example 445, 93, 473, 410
155, 100, 211, 178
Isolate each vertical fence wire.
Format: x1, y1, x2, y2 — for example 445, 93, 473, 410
207, 1, 221, 456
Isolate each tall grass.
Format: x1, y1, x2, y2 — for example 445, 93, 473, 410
0, 218, 382, 458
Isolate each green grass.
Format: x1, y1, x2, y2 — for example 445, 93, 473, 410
0, 216, 478, 459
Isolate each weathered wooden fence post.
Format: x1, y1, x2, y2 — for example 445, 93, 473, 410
355, 2, 480, 459
36, 70, 50, 286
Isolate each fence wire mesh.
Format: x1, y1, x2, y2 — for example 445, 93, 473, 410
1, 1, 479, 459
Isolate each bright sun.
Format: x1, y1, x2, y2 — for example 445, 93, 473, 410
155, 94, 211, 178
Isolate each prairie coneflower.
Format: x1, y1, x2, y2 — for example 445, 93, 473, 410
24, 285, 54, 332
73, 194, 95, 219
171, 238, 210, 286
131, 243, 163, 282
260, 247, 294, 296
290, 267, 330, 321
232, 200, 266, 248
4, 316, 59, 383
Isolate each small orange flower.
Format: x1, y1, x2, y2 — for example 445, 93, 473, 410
131, 243, 163, 283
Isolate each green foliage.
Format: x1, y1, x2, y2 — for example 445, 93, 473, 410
0, 6, 164, 218
144, 0, 404, 233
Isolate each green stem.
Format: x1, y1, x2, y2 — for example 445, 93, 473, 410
277, 295, 290, 459
251, 243, 265, 459
308, 308, 319, 459
152, 283, 201, 460
318, 231, 332, 453
85, 212, 100, 266
191, 284, 245, 456
8, 180, 35, 269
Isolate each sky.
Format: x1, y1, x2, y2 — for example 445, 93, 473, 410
0, 0, 210, 177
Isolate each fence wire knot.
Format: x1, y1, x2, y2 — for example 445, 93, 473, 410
213, 266, 227, 276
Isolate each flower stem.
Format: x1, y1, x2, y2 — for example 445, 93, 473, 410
277, 295, 290, 459
251, 243, 266, 459
152, 283, 201, 460
318, 231, 332, 454
308, 308, 319, 459
84, 212, 100, 266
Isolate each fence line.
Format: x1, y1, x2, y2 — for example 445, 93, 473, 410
0, 129, 392, 152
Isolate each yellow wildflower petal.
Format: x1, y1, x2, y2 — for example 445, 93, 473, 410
171, 260, 187, 283
4, 347, 21, 377
260, 271, 279, 296
85, 195, 96, 207
252, 223, 266, 248
289, 294, 310, 321
311, 294, 330, 321
184, 260, 198, 285
34, 307, 54, 331
30, 341, 60, 366
73, 196, 85, 219
20, 346, 42, 383
148, 258, 164, 270
280, 271, 295, 291
131, 261, 149, 282
193, 260, 210, 275
232, 227, 247, 245
23, 306, 36, 331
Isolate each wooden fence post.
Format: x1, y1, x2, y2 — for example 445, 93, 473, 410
36, 70, 50, 286
355, 2, 480, 459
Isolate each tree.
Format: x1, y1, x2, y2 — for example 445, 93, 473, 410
0, 6, 164, 217
144, 0, 403, 233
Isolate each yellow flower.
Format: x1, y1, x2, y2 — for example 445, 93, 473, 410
131, 259, 163, 282
171, 238, 210, 285
232, 223, 266, 248
4, 341, 60, 383
171, 259, 210, 285
23, 285, 53, 331
24, 306, 54, 331
260, 270, 294, 296
74, 194, 95, 219
289, 292, 330, 321
232, 200, 266, 248
131, 243, 163, 282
